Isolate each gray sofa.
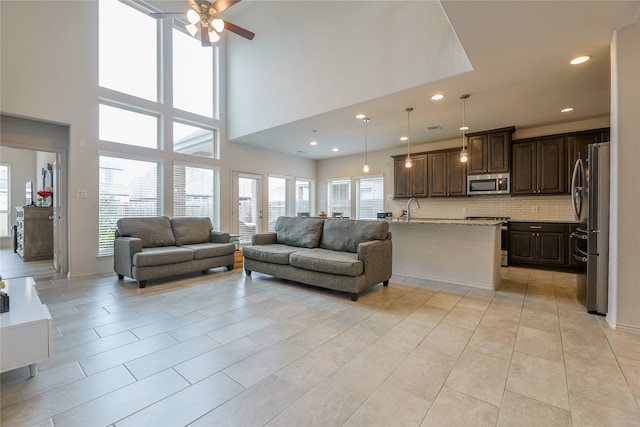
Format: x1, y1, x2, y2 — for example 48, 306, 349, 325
243, 216, 392, 301
114, 216, 236, 288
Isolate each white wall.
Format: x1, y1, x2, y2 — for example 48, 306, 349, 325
609, 19, 640, 332
0, 1, 315, 277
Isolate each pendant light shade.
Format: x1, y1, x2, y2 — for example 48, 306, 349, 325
362, 117, 370, 173
459, 94, 470, 163
404, 107, 414, 168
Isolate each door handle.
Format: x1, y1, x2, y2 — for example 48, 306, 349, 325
570, 232, 587, 240
572, 253, 587, 263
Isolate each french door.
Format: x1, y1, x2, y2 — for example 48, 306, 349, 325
232, 172, 263, 244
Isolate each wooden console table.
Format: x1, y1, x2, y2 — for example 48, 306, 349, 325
0, 277, 52, 376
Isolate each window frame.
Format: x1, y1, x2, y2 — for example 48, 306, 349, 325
355, 174, 384, 220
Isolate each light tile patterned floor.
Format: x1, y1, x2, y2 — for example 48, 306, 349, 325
1, 266, 639, 426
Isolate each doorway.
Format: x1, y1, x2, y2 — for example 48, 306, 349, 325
232, 172, 263, 244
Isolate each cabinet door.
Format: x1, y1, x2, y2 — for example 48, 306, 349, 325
410, 155, 428, 198
511, 142, 536, 194
537, 231, 566, 265
567, 132, 599, 193
428, 153, 447, 197
394, 157, 410, 198
447, 151, 467, 196
537, 137, 566, 194
487, 131, 510, 173
467, 135, 487, 174
509, 231, 536, 263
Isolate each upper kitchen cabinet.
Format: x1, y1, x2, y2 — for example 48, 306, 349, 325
428, 149, 467, 197
393, 154, 428, 198
466, 127, 515, 175
566, 128, 610, 191
512, 136, 567, 195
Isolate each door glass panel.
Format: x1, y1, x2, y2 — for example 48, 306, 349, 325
238, 177, 259, 244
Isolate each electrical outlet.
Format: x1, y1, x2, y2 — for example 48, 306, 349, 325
77, 189, 88, 198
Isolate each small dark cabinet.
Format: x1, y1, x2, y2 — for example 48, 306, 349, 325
512, 137, 566, 194
566, 128, 610, 192
393, 154, 427, 198
428, 149, 467, 197
466, 127, 514, 175
509, 222, 566, 266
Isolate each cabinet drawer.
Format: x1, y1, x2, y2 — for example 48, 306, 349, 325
509, 222, 565, 233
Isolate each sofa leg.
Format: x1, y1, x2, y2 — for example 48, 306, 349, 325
383, 280, 389, 286
202, 270, 207, 275
138, 280, 146, 288
350, 293, 358, 301
117, 274, 124, 280
245, 268, 252, 276
227, 265, 233, 271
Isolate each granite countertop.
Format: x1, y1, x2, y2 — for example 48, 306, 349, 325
388, 218, 503, 227
510, 219, 579, 224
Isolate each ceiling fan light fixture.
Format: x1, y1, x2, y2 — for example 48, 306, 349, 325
208, 29, 221, 43
187, 9, 200, 25
211, 18, 224, 33
185, 23, 198, 37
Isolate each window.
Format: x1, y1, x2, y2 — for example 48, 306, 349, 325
356, 175, 384, 220
173, 122, 215, 158
0, 165, 9, 237
173, 164, 219, 229
328, 178, 351, 218
99, 0, 157, 102
268, 176, 288, 231
295, 179, 314, 217
98, 155, 162, 255
99, 104, 158, 149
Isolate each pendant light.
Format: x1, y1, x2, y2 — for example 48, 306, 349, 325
404, 107, 414, 168
459, 94, 470, 163
362, 117, 370, 173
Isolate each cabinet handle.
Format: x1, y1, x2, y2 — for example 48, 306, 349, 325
530, 226, 542, 229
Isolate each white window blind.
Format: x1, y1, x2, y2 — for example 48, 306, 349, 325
98, 155, 162, 255
356, 175, 384, 220
295, 179, 313, 216
268, 176, 287, 231
328, 178, 351, 218
173, 165, 220, 230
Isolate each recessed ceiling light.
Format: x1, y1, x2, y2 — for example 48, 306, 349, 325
400, 136, 408, 141
561, 107, 574, 113
459, 126, 469, 131
310, 141, 318, 146
332, 148, 339, 152
355, 114, 366, 119
570, 55, 591, 65
431, 94, 444, 101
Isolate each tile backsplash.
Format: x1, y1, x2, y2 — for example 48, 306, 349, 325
392, 195, 575, 222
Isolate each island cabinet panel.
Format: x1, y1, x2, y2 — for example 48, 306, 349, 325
466, 127, 514, 175
428, 150, 467, 197
512, 137, 566, 195
509, 222, 567, 266
393, 154, 427, 198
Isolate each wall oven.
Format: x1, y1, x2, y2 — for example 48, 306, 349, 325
467, 173, 510, 196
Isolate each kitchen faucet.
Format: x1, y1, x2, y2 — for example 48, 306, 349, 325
406, 197, 421, 221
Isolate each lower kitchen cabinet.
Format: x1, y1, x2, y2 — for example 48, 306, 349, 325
509, 222, 566, 267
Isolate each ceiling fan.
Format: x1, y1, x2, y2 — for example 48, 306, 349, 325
150, 0, 255, 46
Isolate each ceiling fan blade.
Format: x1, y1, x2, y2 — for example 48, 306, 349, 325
149, 13, 186, 19
186, 0, 201, 13
211, 0, 241, 14
222, 20, 255, 40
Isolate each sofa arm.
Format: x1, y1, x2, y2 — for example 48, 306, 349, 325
252, 232, 277, 245
114, 237, 142, 278
357, 239, 392, 285
210, 231, 230, 243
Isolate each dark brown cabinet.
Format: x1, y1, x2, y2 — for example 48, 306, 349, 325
393, 154, 427, 198
466, 127, 514, 175
509, 222, 566, 266
428, 149, 467, 197
566, 128, 610, 192
512, 137, 566, 195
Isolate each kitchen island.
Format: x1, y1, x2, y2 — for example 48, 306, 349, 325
389, 219, 503, 290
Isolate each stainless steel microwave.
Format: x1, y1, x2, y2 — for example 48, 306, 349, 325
467, 173, 510, 195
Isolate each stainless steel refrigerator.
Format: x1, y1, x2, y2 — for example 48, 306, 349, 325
570, 142, 610, 315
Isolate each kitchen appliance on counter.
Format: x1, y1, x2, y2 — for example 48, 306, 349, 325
465, 216, 510, 266
571, 142, 610, 315
467, 173, 510, 196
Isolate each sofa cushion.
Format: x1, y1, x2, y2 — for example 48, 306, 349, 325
184, 242, 236, 260
243, 244, 306, 265
117, 216, 176, 248
133, 246, 194, 267
275, 216, 324, 248
171, 217, 213, 246
320, 219, 389, 253
290, 248, 363, 277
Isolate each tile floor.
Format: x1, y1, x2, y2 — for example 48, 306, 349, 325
1, 266, 639, 426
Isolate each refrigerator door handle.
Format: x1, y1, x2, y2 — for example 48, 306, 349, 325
570, 231, 588, 240
572, 252, 588, 263
571, 158, 584, 221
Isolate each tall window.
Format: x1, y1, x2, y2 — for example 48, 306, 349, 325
295, 179, 314, 216
268, 176, 288, 231
328, 178, 351, 218
0, 165, 9, 237
98, 156, 162, 255
173, 165, 219, 229
356, 175, 384, 220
